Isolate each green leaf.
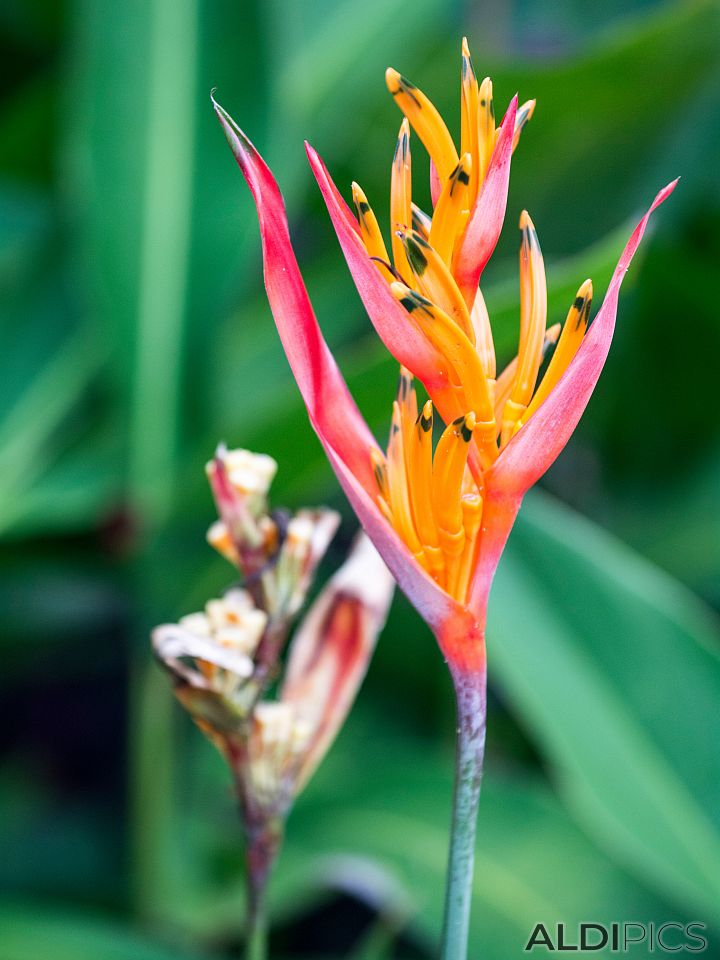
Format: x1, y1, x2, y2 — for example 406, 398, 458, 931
489, 490, 720, 922
0, 901, 203, 960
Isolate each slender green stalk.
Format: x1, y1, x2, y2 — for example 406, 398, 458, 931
127, 0, 198, 919
245, 888, 267, 960
440, 665, 487, 960
243, 814, 282, 960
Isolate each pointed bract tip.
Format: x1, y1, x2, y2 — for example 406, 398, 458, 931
210, 91, 230, 124
577, 277, 593, 298
462, 36, 470, 56
546, 322, 561, 342
660, 177, 680, 201
304, 141, 324, 170
386, 67, 400, 91
210, 94, 255, 168
519, 209, 533, 230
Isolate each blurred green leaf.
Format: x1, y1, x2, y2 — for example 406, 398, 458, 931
490, 490, 720, 921
0, 436, 118, 538
0, 324, 109, 534
609, 446, 720, 606
0, 183, 52, 293
0, 901, 204, 960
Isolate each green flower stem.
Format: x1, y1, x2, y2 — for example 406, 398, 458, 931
243, 815, 283, 960
245, 890, 267, 960
440, 665, 487, 960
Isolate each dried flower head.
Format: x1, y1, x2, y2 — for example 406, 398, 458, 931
153, 447, 394, 830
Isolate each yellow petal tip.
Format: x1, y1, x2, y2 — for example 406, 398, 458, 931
519, 209, 533, 230
386, 67, 401, 92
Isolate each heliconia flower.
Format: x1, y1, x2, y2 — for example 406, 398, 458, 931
212, 41, 676, 678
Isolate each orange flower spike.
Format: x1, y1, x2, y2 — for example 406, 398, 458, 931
407, 399, 445, 582
501, 211, 548, 445
454, 492, 483, 602
370, 447, 391, 512
385, 67, 459, 182
385, 389, 428, 570
389, 282, 497, 464
513, 99, 536, 152
396, 365, 418, 449
411, 202, 432, 240
351, 182, 394, 283
432, 413, 477, 589
494, 322, 561, 424
518, 281, 592, 429
390, 119, 413, 281
470, 289, 496, 381
460, 38, 480, 204
399, 229, 475, 342
428, 153, 473, 267
478, 77, 496, 182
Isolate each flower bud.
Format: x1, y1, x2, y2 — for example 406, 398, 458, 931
244, 703, 312, 816
152, 588, 269, 730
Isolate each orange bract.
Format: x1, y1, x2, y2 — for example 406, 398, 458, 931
363, 39, 591, 601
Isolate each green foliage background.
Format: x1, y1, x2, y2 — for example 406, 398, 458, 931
1, 0, 719, 956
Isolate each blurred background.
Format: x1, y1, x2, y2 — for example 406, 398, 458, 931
1, 0, 719, 957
